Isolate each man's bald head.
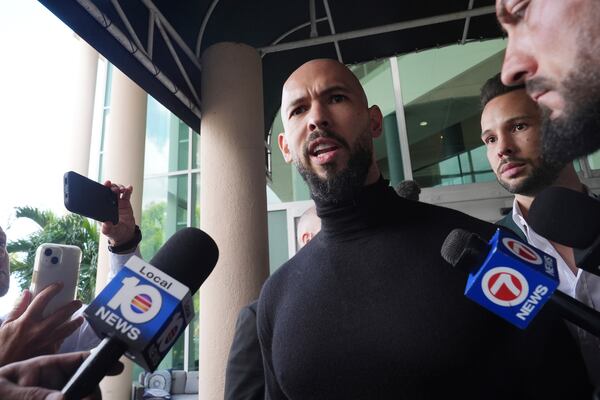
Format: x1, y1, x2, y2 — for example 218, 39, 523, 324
296, 205, 321, 249
277, 58, 383, 203
282, 59, 368, 118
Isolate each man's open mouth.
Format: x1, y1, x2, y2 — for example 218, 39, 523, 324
308, 138, 342, 162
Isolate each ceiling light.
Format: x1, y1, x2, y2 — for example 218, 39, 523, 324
419, 121, 428, 126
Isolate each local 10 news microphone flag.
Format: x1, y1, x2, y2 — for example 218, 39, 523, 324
62, 227, 218, 400
441, 228, 558, 329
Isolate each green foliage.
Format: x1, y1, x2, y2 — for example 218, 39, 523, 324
7, 207, 99, 303
140, 202, 166, 260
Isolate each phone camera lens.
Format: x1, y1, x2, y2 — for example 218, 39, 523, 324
51, 256, 59, 265
44, 248, 53, 256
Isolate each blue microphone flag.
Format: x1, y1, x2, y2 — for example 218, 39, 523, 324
85, 256, 194, 370
464, 229, 559, 329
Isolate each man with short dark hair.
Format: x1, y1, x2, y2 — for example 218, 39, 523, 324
480, 73, 600, 383
480, 74, 566, 200
496, 0, 600, 164
257, 58, 592, 399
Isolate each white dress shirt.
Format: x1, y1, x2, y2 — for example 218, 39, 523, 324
511, 199, 583, 297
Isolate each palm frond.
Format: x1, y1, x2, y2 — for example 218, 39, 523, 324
14, 206, 56, 229
6, 239, 34, 254
8, 207, 99, 303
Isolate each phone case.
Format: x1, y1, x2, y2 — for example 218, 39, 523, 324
64, 171, 118, 224
30, 244, 82, 318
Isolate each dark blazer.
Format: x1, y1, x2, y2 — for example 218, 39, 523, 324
496, 212, 526, 241
224, 300, 264, 400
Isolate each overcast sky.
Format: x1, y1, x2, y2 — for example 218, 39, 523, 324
0, 0, 81, 313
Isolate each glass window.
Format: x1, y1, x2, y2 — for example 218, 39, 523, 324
145, 97, 190, 175
138, 175, 190, 372
176, 120, 189, 171
104, 64, 113, 108
397, 39, 506, 188
352, 59, 404, 187
187, 292, 200, 371
588, 149, 600, 171
98, 109, 110, 182
97, 152, 104, 183
268, 210, 288, 274
192, 129, 200, 170
192, 172, 200, 228
140, 175, 188, 259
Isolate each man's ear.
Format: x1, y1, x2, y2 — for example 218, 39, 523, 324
368, 105, 383, 139
278, 132, 293, 163
301, 232, 313, 246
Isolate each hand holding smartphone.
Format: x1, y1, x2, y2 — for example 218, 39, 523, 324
30, 244, 81, 318
64, 171, 118, 224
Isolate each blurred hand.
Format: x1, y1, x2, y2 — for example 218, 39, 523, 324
0, 351, 123, 400
0, 284, 83, 367
101, 181, 136, 247
0, 226, 9, 296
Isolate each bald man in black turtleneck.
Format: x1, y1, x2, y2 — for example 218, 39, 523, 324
257, 59, 592, 399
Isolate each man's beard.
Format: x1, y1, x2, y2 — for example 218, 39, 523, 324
538, 69, 600, 165
294, 129, 373, 203
534, 22, 600, 165
496, 157, 563, 197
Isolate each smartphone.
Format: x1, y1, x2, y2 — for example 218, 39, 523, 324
30, 244, 82, 318
64, 171, 118, 224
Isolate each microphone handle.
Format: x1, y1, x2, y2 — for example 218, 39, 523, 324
548, 291, 600, 338
62, 337, 128, 400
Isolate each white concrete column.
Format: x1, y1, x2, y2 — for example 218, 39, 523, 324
64, 37, 98, 176
199, 43, 269, 399
95, 67, 147, 399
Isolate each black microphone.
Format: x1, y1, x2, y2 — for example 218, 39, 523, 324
62, 227, 218, 400
528, 186, 600, 276
528, 186, 600, 248
441, 228, 600, 337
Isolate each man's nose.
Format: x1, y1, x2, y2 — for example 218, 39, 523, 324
497, 135, 515, 159
501, 36, 537, 87
308, 103, 330, 131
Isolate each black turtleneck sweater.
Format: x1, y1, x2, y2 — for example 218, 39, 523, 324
257, 179, 592, 399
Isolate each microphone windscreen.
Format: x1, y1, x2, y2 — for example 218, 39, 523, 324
528, 186, 600, 248
149, 227, 218, 294
441, 228, 489, 273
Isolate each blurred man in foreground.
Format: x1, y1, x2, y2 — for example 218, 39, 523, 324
496, 0, 600, 164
